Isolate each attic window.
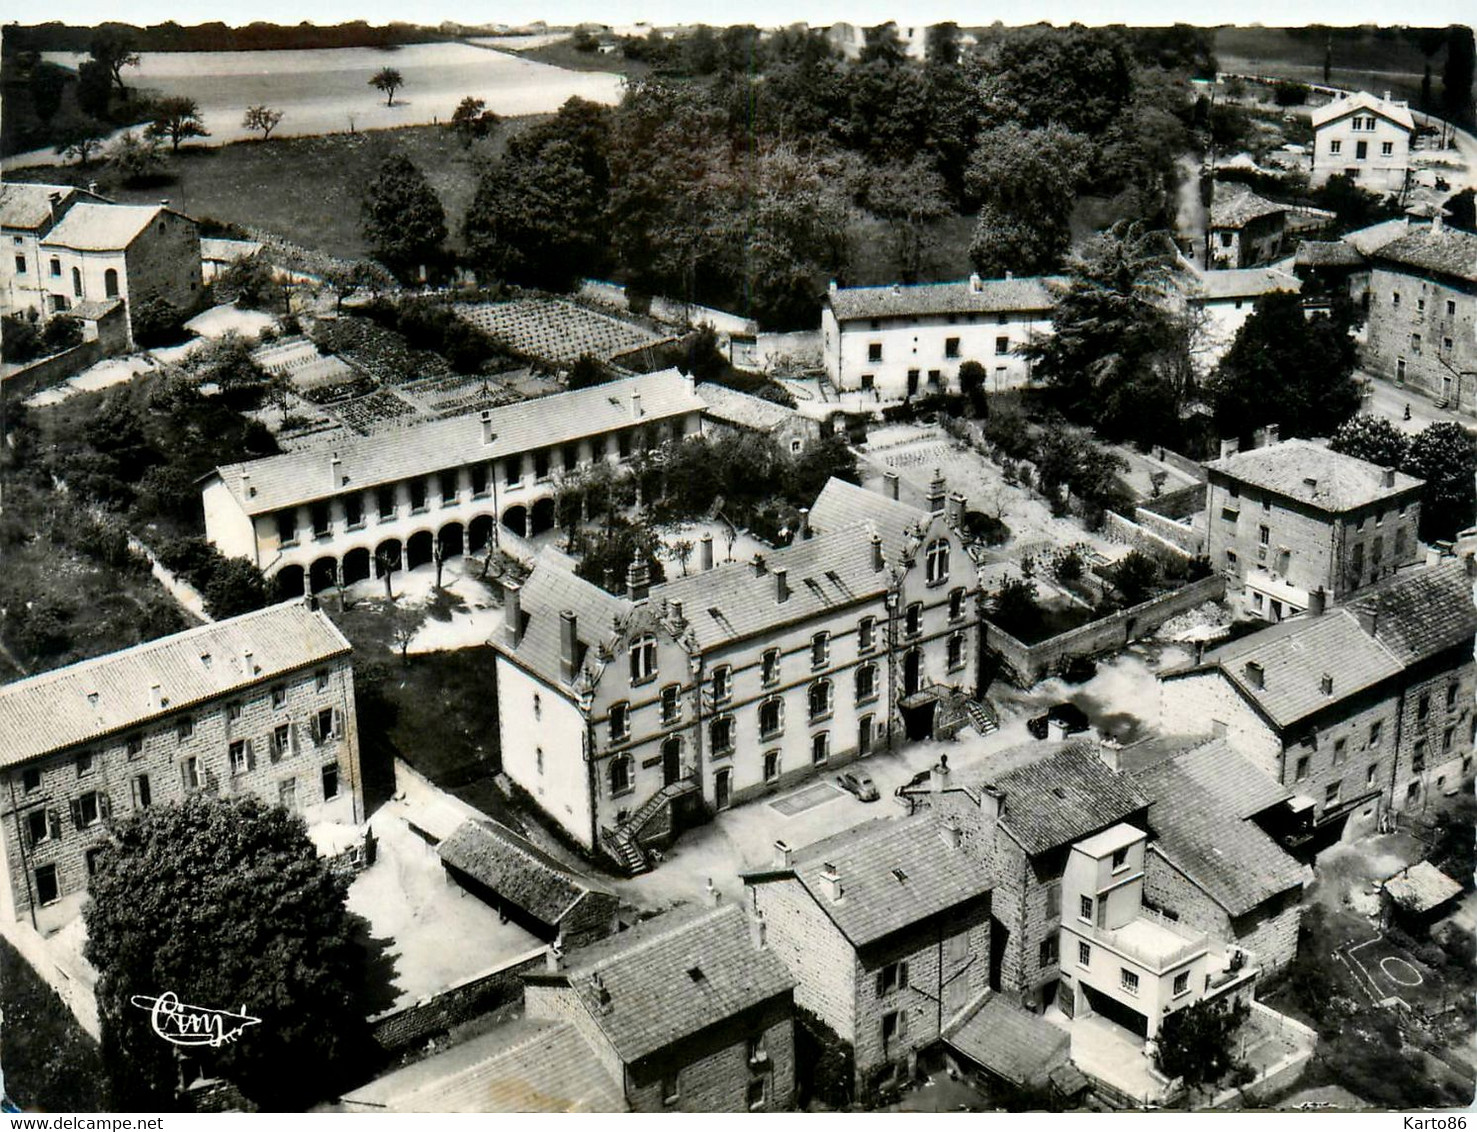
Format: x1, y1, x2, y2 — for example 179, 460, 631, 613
1320, 673, 1334, 695
687, 966, 706, 983
891, 868, 908, 883
200, 653, 212, 669
1051, 786, 1067, 799
86, 692, 99, 707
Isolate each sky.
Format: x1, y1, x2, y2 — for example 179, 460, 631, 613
23, 0, 1477, 30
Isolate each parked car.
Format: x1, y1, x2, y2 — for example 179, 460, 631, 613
837, 769, 880, 801
1027, 702, 1092, 740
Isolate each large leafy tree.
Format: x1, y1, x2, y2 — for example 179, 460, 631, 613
89, 31, 140, 99
1328, 413, 1410, 470
1153, 997, 1252, 1093
146, 96, 209, 152
361, 153, 447, 282
369, 66, 404, 106
979, 24, 1137, 136
1208, 291, 1360, 443
1404, 421, 1477, 543
965, 124, 1089, 277
84, 796, 366, 1109
863, 156, 953, 282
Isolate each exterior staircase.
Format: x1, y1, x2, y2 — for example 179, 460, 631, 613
964, 698, 999, 736
600, 775, 701, 876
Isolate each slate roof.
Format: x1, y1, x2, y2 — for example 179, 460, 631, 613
0, 601, 351, 767
1342, 219, 1413, 257
0, 183, 104, 230
807, 476, 934, 563
1384, 860, 1463, 914
1189, 266, 1302, 302
1204, 438, 1423, 513
1311, 90, 1415, 132
1295, 240, 1366, 268
532, 902, 794, 1063
210, 369, 705, 516
1210, 182, 1292, 230
1186, 610, 1403, 730
1136, 746, 1310, 916
695, 382, 804, 433
438, 818, 616, 927
1344, 560, 1477, 666
494, 549, 633, 692
946, 995, 1070, 1086
1370, 225, 1477, 284
825, 276, 1060, 322
980, 741, 1149, 858
44, 203, 184, 252
750, 814, 993, 948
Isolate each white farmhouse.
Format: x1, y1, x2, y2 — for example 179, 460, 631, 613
1310, 91, 1415, 195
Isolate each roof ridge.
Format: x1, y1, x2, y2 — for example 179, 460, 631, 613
565, 902, 738, 975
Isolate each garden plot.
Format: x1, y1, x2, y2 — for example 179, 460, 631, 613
252, 335, 358, 390
455, 298, 669, 367
397, 371, 525, 418
329, 389, 421, 434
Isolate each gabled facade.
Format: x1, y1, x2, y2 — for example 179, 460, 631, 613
1310, 91, 1415, 194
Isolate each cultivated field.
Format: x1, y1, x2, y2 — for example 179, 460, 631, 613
455, 298, 670, 366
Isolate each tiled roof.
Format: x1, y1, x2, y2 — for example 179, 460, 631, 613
694, 382, 802, 432
1344, 560, 1477, 665
0, 183, 104, 230
438, 818, 615, 927
984, 741, 1150, 857
1189, 265, 1302, 302
211, 369, 705, 515
807, 476, 934, 564
1204, 438, 1422, 512
945, 995, 1070, 1085
1136, 745, 1310, 916
536, 902, 794, 1063
1312, 90, 1415, 131
1210, 182, 1292, 230
651, 521, 893, 652
758, 814, 993, 948
494, 549, 633, 692
1342, 218, 1413, 257
0, 601, 350, 767
825, 276, 1060, 322
44, 203, 182, 252
1384, 860, 1463, 914
1295, 240, 1366, 268
1370, 225, 1477, 284
1189, 610, 1403, 730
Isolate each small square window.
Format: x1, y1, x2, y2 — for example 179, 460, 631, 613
316, 669, 330, 692
1079, 895, 1093, 921
126, 734, 144, 759
227, 701, 243, 723
322, 762, 340, 800
271, 685, 287, 709
35, 864, 59, 906
76, 751, 94, 778
22, 767, 41, 793
1120, 969, 1140, 995
1111, 846, 1129, 872
1173, 971, 1189, 996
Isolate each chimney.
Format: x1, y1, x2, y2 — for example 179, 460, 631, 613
241, 649, 255, 676
1426, 545, 1444, 567
480, 409, 494, 445
871, 532, 884, 572
1266, 423, 1280, 445
749, 911, 768, 950
1383, 90, 1392, 101
946, 491, 966, 532
1382, 467, 1396, 488
87, 181, 98, 195
752, 554, 767, 576
670, 599, 684, 629
559, 610, 578, 683
546, 938, 565, 972
47, 191, 60, 223
1303, 476, 1319, 493
775, 567, 789, 604
773, 839, 793, 869
630, 392, 643, 420
1354, 607, 1379, 637
979, 785, 1004, 843
828, 280, 838, 294
1218, 437, 1241, 459
626, 559, 650, 601
798, 508, 811, 540
883, 472, 900, 501
1308, 587, 1327, 617
1244, 660, 1265, 689
1320, 672, 1334, 696
818, 863, 844, 903
148, 682, 163, 711
1004, 269, 1013, 281
331, 453, 343, 488
968, 272, 983, 294
589, 971, 613, 1014
932, 753, 951, 793
891, 283, 902, 296
1211, 719, 1228, 738
927, 469, 946, 514
504, 582, 523, 646
940, 816, 963, 850
699, 533, 714, 571
1098, 735, 1123, 772
241, 471, 255, 498
704, 877, 722, 906
1253, 426, 1268, 450
1432, 213, 1444, 235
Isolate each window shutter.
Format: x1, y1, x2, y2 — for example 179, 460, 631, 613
309, 715, 321, 744
291, 722, 300, 755
270, 735, 281, 764
331, 708, 340, 739
98, 792, 112, 820
898, 1010, 909, 1039
48, 809, 61, 841
899, 961, 909, 989
246, 740, 256, 772
70, 798, 84, 830
875, 971, 885, 997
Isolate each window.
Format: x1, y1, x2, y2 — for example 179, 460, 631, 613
1045, 881, 1062, 918
469, 464, 489, 498
271, 684, 287, 710
855, 664, 878, 704
182, 715, 201, 740
925, 538, 949, 585
74, 795, 103, 831
1039, 936, 1059, 969
1356, 140, 1368, 160
808, 680, 833, 721
27, 809, 55, 848
1333, 737, 1347, 764
1447, 299, 1457, 317
272, 724, 291, 761
947, 632, 966, 672
881, 1009, 908, 1046
22, 767, 41, 793
609, 702, 630, 742
85, 845, 106, 878
104, 267, 119, 298
322, 762, 339, 800
1443, 726, 1454, 753
227, 700, 244, 724
858, 617, 877, 653
709, 715, 735, 755
278, 777, 298, 812
229, 739, 249, 775
13, 255, 25, 274
1120, 969, 1140, 995
876, 961, 909, 995
1445, 337, 1454, 352
1329, 139, 1342, 154
811, 731, 830, 765
1079, 895, 1093, 921
1412, 333, 1422, 355
1448, 684, 1459, 711
761, 648, 781, 687
181, 756, 201, 791
1418, 693, 1430, 721
1325, 781, 1341, 807
945, 336, 960, 358
759, 696, 784, 739
1258, 524, 1270, 546
409, 478, 428, 512
710, 665, 731, 704
1173, 971, 1190, 996
609, 755, 634, 796
747, 1078, 766, 1112
868, 342, 883, 363
662, 1075, 680, 1106
1418, 297, 1427, 314
1367, 763, 1379, 787
76, 750, 94, 778
344, 494, 363, 528
71, 266, 82, 297
1381, 141, 1394, 156
811, 632, 830, 669
533, 449, 551, 481
126, 734, 144, 759
629, 635, 657, 683
994, 336, 1010, 355
1294, 755, 1311, 782
504, 456, 521, 487
904, 602, 923, 638
660, 683, 682, 725
35, 865, 59, 907
1078, 941, 1091, 967
377, 487, 396, 521
1414, 740, 1426, 772
763, 750, 780, 783
314, 707, 335, 744
1370, 720, 1383, 747
1111, 846, 1130, 872
948, 588, 966, 621
49, 257, 60, 277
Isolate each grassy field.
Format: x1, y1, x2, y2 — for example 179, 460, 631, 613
0, 937, 107, 1111
1213, 26, 1451, 109
510, 38, 649, 77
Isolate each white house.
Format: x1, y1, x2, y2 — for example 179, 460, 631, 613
1310, 91, 1415, 195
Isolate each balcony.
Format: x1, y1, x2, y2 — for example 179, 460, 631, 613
1091, 911, 1207, 973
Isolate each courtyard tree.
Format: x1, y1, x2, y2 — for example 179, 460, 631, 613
242, 104, 284, 140
146, 96, 209, 152
1152, 996, 1252, 1094
201, 557, 270, 620
370, 67, 404, 106
990, 575, 1042, 639
361, 153, 447, 283
1404, 421, 1477, 543
84, 795, 367, 1109
1327, 413, 1410, 470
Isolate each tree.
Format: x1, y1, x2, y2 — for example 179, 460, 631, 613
1328, 413, 1410, 470
89, 31, 140, 99
566, 354, 613, 390
1447, 188, 1476, 232
242, 104, 284, 140
217, 253, 281, 311
75, 60, 113, 120
990, 575, 1041, 639
1152, 997, 1252, 1093
146, 96, 209, 152
966, 123, 1088, 277
1404, 421, 1477, 543
958, 360, 988, 416
105, 130, 163, 184
1443, 25, 1476, 127
84, 796, 366, 1109
370, 67, 404, 107
670, 537, 695, 576
201, 557, 270, 619
1208, 291, 1361, 443
1106, 550, 1160, 606
863, 156, 953, 282
450, 96, 499, 146
29, 62, 69, 124
361, 153, 447, 283
54, 117, 108, 166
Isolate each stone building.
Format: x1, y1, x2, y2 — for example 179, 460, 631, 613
522, 900, 795, 1112
1187, 265, 1304, 368
1310, 91, 1414, 194
898, 741, 1149, 1010
742, 813, 993, 1085
694, 382, 823, 455
1207, 183, 1293, 269
0, 600, 362, 934
1203, 436, 1424, 620
1360, 218, 1477, 413
491, 475, 982, 872
202, 369, 706, 594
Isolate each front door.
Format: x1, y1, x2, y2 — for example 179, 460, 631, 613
907, 369, 920, 398
858, 713, 874, 756
904, 648, 923, 696
714, 768, 731, 811
662, 738, 681, 786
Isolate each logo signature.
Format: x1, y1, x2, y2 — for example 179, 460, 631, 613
129, 992, 261, 1048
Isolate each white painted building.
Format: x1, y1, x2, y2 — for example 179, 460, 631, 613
1310, 91, 1415, 195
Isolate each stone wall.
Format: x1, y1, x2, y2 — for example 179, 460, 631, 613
626, 997, 795, 1112
1102, 511, 1197, 566
1132, 507, 1205, 557
370, 947, 548, 1053
0, 340, 101, 401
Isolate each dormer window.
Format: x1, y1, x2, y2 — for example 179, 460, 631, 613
629, 635, 657, 684
925, 539, 949, 585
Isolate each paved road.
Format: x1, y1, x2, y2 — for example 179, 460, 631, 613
1360, 370, 1476, 435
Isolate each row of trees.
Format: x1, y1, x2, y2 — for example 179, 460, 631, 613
1329, 415, 1477, 543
